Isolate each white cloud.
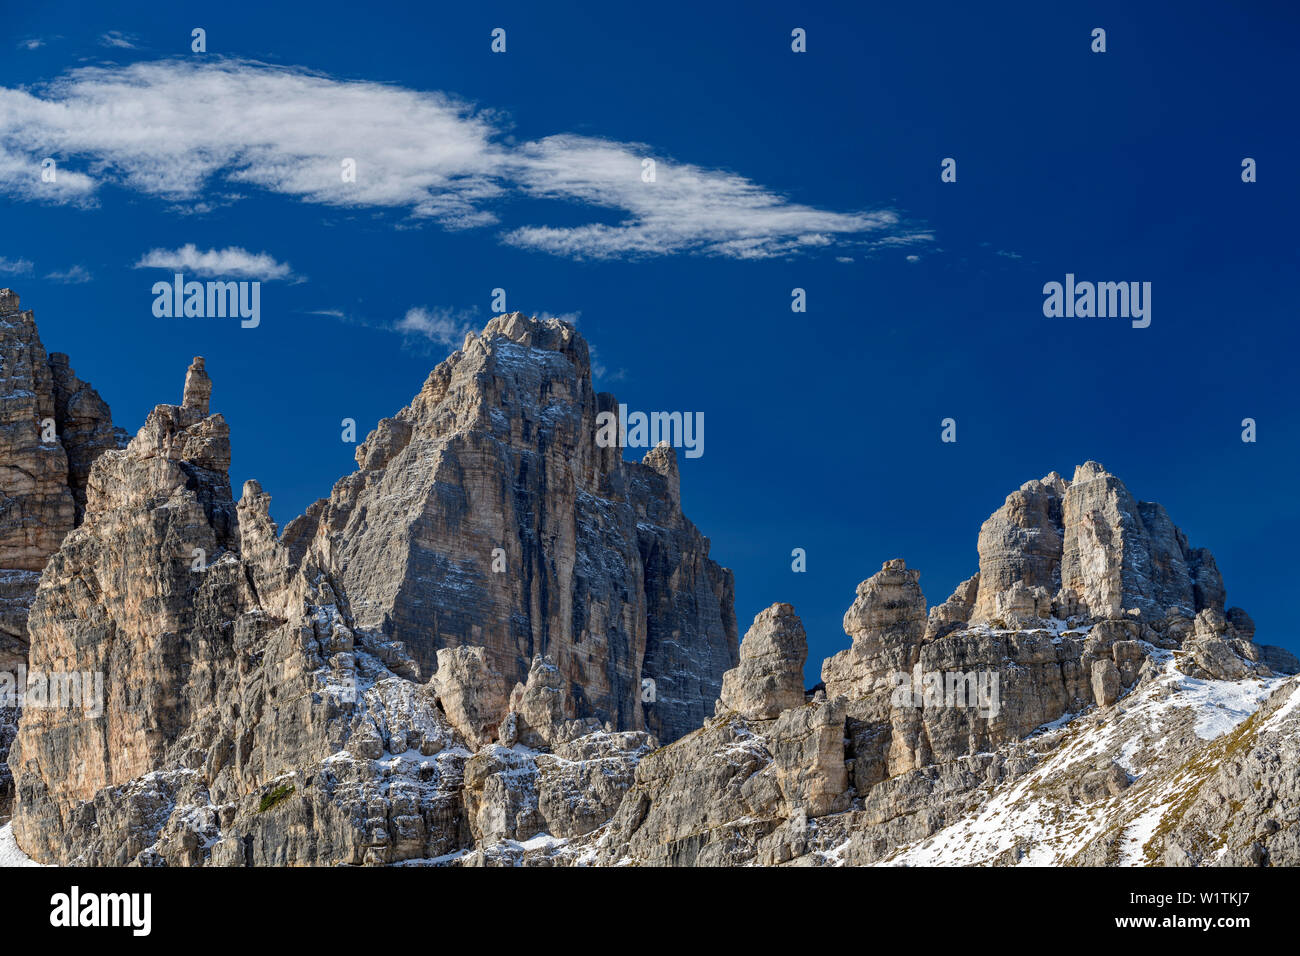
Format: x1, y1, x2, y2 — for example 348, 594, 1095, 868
0, 256, 34, 275
500, 135, 916, 259
99, 31, 138, 49
0, 58, 929, 260
19, 38, 45, 51
44, 264, 92, 283
134, 243, 293, 280
394, 306, 476, 347
0, 60, 501, 218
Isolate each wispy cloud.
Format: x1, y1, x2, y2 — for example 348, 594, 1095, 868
501, 135, 913, 259
99, 31, 139, 50
18, 38, 45, 51
0, 58, 929, 260
44, 264, 92, 283
589, 345, 625, 384
394, 306, 476, 347
0, 256, 34, 276
134, 243, 294, 280
308, 305, 597, 358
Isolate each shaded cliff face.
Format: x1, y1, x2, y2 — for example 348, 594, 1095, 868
293, 312, 736, 744
0, 289, 122, 818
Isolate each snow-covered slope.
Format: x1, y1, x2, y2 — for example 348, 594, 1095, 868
879, 652, 1300, 866
0, 823, 41, 867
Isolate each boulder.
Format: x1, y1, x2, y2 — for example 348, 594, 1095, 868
432, 645, 510, 748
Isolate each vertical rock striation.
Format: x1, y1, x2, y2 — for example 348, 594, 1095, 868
291, 313, 736, 743
11, 355, 467, 864
964, 462, 1228, 628
717, 602, 807, 720
0, 289, 122, 818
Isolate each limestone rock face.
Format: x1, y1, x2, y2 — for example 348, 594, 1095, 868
10, 382, 245, 851
816, 557, 1095, 791
535, 731, 654, 839
0, 292, 74, 577
47, 352, 128, 523
587, 566, 1297, 868
9, 357, 362, 862
1258, 643, 1300, 676
596, 715, 778, 866
768, 696, 849, 817
1175, 608, 1274, 681
925, 573, 978, 641
971, 474, 1065, 624
1151, 679, 1300, 866
291, 313, 736, 744
13, 358, 458, 864
1092, 658, 1121, 706
579, 463, 1292, 868
463, 728, 654, 849
181, 357, 212, 414
501, 655, 601, 749
0, 290, 122, 818
821, 559, 926, 701
966, 462, 1227, 626
717, 603, 807, 720
7, 295, 1300, 871
1060, 462, 1220, 621
6, 326, 686, 865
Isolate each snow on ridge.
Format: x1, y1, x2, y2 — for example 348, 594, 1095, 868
877, 651, 1290, 867
1261, 676, 1300, 733
1177, 672, 1283, 740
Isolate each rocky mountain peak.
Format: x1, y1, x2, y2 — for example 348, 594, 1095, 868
964, 461, 1228, 628
296, 311, 735, 744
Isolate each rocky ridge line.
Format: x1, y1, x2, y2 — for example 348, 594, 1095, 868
4, 295, 1297, 867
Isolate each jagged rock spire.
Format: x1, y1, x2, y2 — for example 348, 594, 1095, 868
717, 603, 807, 719
182, 356, 212, 415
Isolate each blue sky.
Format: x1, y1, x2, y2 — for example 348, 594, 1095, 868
3, 1, 1298, 677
